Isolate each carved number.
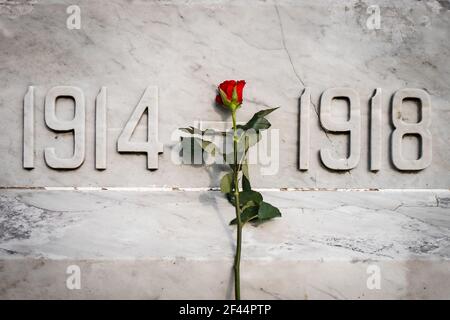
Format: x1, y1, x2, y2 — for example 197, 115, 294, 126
391, 88, 432, 170
298, 87, 310, 170
370, 88, 382, 171
23, 86, 164, 170
117, 86, 163, 169
95, 87, 107, 169
299, 88, 432, 171
23, 86, 35, 169
319, 88, 361, 170
44, 86, 85, 169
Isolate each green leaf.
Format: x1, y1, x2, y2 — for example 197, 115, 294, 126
226, 192, 235, 206
258, 201, 282, 221
239, 190, 263, 206
244, 130, 261, 146
241, 161, 250, 179
237, 117, 271, 132
241, 162, 251, 191
179, 126, 228, 137
242, 175, 251, 191
230, 205, 259, 225
254, 107, 279, 118
237, 107, 279, 133
180, 137, 220, 165
237, 130, 261, 152
179, 126, 202, 135
220, 173, 233, 194
227, 190, 262, 209
201, 140, 217, 156
181, 137, 218, 156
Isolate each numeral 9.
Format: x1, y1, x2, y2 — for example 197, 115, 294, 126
43, 86, 86, 169
319, 87, 361, 170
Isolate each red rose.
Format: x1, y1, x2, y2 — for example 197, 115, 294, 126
216, 80, 246, 110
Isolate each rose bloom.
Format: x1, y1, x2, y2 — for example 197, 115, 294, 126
216, 80, 246, 107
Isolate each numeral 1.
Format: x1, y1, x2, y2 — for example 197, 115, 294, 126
298, 87, 310, 170
370, 88, 382, 171
23, 86, 35, 169
95, 87, 107, 170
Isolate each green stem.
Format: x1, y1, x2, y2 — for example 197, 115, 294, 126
232, 111, 242, 300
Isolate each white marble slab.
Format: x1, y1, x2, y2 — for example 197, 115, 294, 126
0, 0, 449, 188
1, 189, 449, 299
1, 0, 449, 301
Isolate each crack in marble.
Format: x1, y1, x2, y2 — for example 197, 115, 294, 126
274, 3, 305, 88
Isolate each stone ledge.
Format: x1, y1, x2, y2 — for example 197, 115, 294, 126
0, 189, 449, 299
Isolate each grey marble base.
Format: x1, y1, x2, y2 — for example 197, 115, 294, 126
1, 189, 449, 299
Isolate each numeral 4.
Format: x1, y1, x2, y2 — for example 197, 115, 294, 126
117, 86, 164, 169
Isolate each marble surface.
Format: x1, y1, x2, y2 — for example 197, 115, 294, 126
1, 0, 450, 300
1, 189, 449, 299
0, 0, 449, 188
